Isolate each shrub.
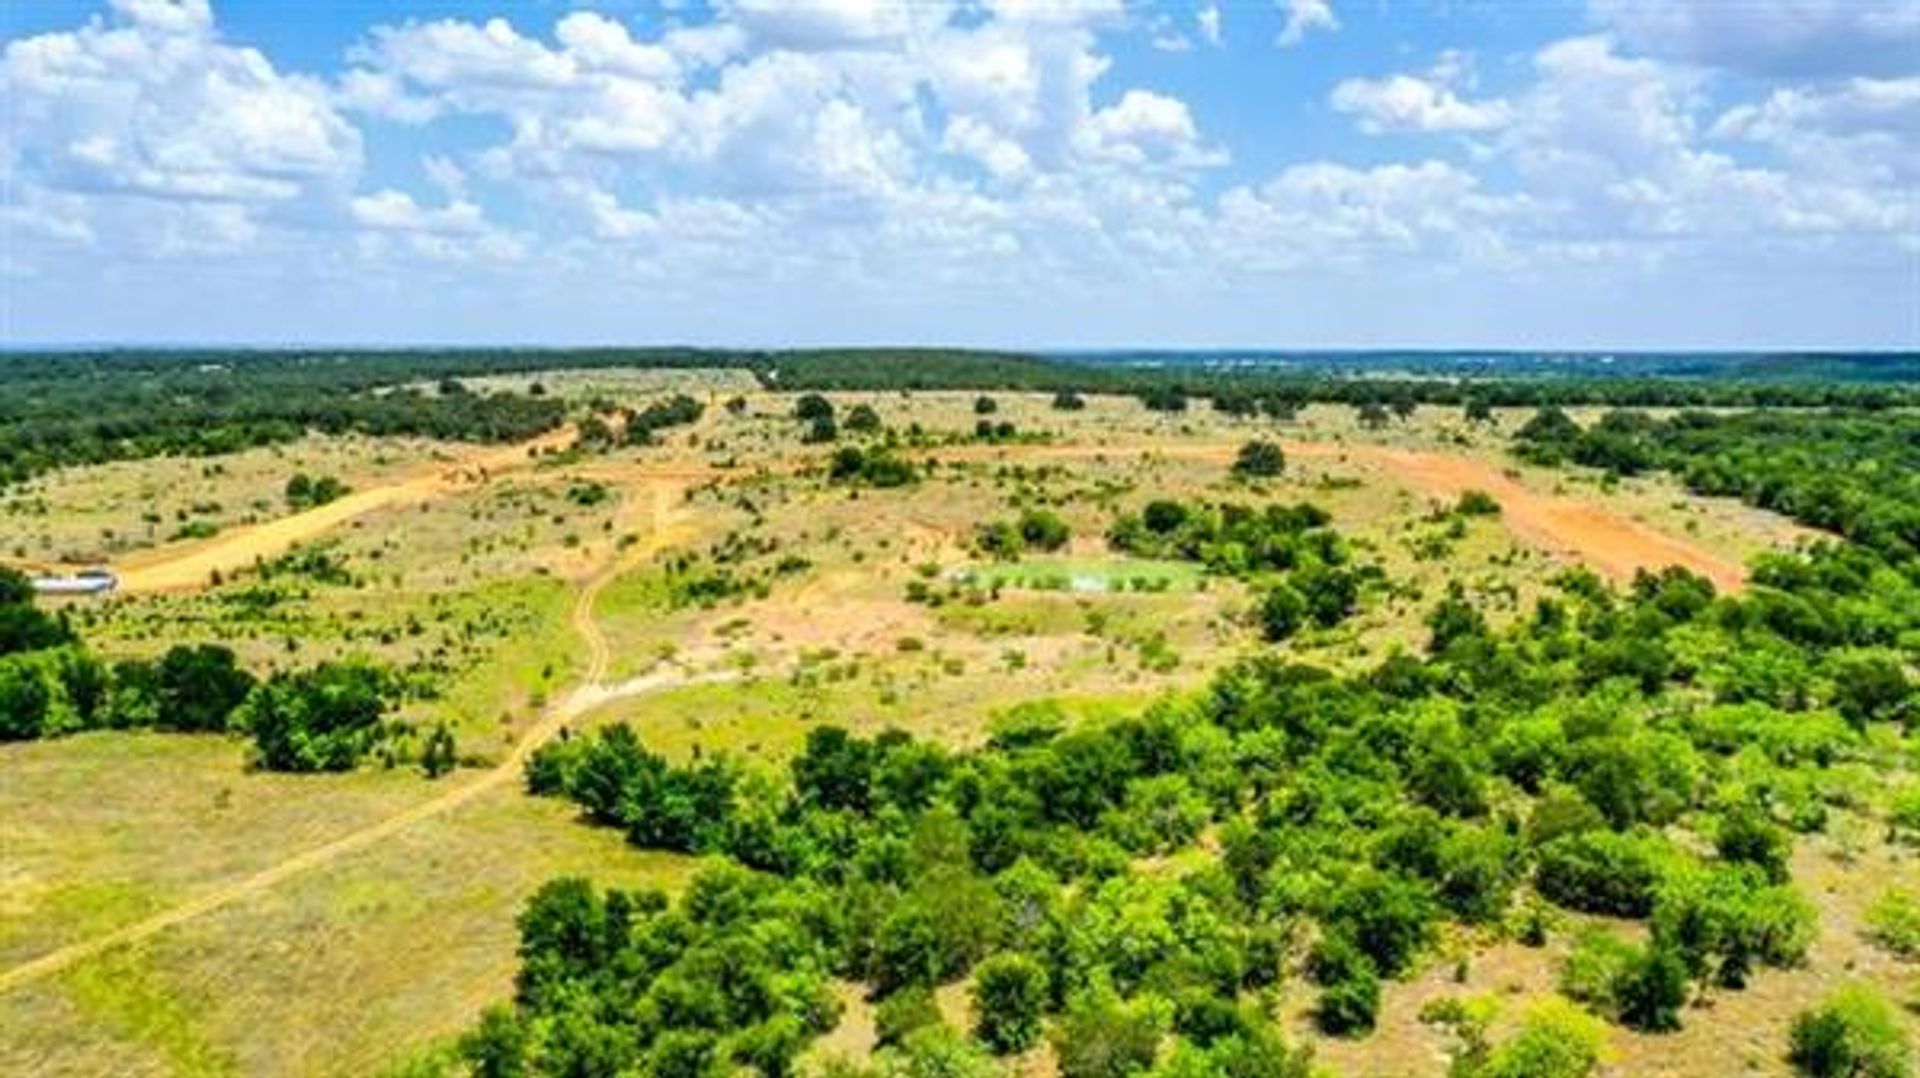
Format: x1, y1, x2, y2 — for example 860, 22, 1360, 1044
1471, 998, 1605, 1078
1309, 933, 1381, 1036
1259, 584, 1307, 642
1788, 985, 1911, 1078
1650, 867, 1814, 985
1713, 802, 1790, 883
1864, 887, 1920, 958
1534, 831, 1672, 918
876, 986, 942, 1048
1455, 490, 1501, 516
1052, 390, 1086, 411
0, 655, 56, 740
1614, 944, 1689, 1032
1052, 991, 1163, 1078
1231, 440, 1285, 479
972, 952, 1048, 1054
1017, 510, 1070, 552
977, 521, 1025, 561
1558, 929, 1638, 1012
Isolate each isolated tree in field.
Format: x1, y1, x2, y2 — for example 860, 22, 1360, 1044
1052, 390, 1087, 411
974, 395, 999, 415
285, 473, 348, 510
1232, 439, 1285, 479
1017, 510, 1070, 552
1788, 985, 1911, 1078
1139, 386, 1187, 412
972, 952, 1047, 1053
845, 403, 883, 433
794, 393, 834, 421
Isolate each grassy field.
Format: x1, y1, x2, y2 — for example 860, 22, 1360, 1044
2, 388, 1872, 1077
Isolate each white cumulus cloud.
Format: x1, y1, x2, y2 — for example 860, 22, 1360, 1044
1331, 73, 1512, 133
1278, 0, 1337, 46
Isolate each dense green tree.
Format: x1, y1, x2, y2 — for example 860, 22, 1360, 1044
1230, 440, 1285, 479
1613, 944, 1689, 1032
154, 644, 254, 732
1258, 584, 1307, 642
1017, 510, 1070, 553
1309, 933, 1381, 1036
971, 953, 1047, 1054
235, 660, 392, 772
795, 393, 835, 421
1787, 985, 1912, 1078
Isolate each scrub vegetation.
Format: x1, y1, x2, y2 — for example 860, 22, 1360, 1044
0, 354, 1913, 1078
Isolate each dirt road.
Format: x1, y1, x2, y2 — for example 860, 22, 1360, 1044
936, 440, 1749, 592
1361, 445, 1747, 592
110, 427, 578, 594
0, 473, 705, 996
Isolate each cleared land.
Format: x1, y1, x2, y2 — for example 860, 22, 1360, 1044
0, 391, 1851, 1077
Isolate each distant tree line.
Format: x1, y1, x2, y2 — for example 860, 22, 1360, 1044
7, 349, 1914, 490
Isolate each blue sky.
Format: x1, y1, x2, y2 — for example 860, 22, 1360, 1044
3, 0, 1915, 348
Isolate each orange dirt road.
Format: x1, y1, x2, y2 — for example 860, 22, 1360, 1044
1360, 445, 1747, 593
937, 440, 1748, 592
103, 430, 1743, 597
110, 428, 577, 594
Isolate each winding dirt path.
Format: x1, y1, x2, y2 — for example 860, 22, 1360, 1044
0, 476, 701, 996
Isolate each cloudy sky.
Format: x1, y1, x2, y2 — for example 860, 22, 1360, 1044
3, 0, 1915, 348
